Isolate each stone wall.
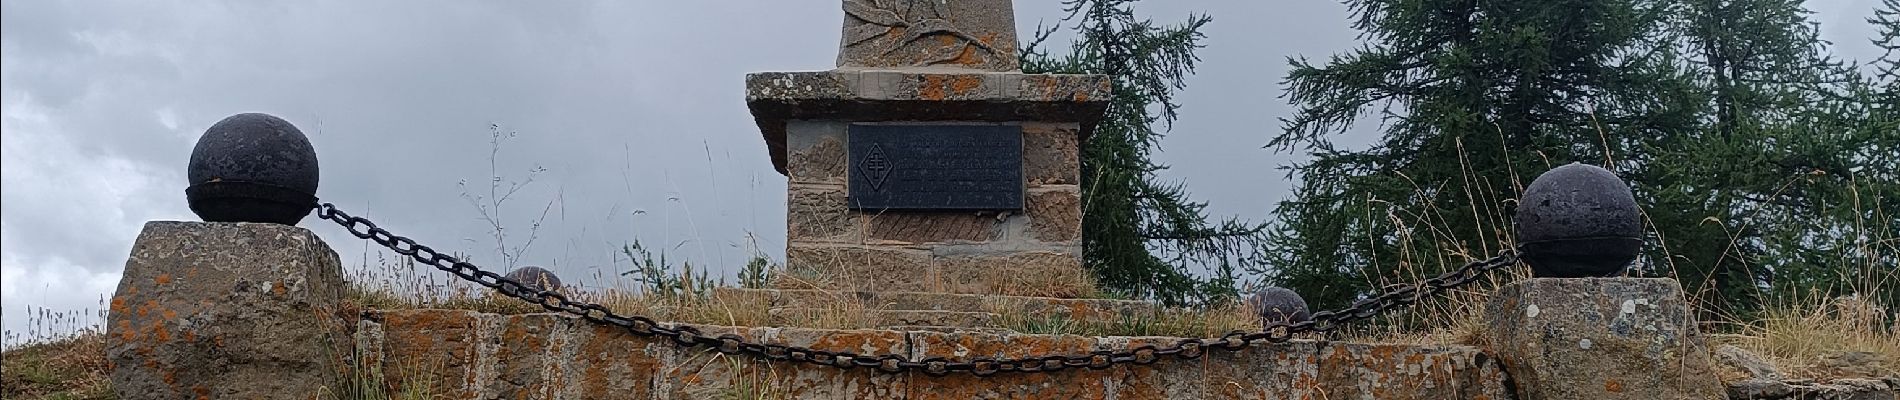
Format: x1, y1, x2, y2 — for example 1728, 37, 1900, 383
355, 309, 1513, 399
781, 120, 1088, 297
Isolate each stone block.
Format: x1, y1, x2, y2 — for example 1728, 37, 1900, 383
782, 245, 1089, 297
1201, 341, 1514, 399
744, 71, 856, 101
1026, 187, 1082, 242
1716, 344, 1785, 381
785, 121, 848, 184
1023, 122, 1081, 185
712, 288, 1163, 323
935, 250, 1089, 298
782, 244, 934, 292
788, 186, 857, 243
746, 71, 1112, 176
768, 308, 996, 329
857, 71, 1002, 101
861, 212, 1002, 244
1019, 73, 1113, 103
106, 221, 349, 400
658, 326, 908, 399
1483, 278, 1725, 400
905, 330, 1108, 399
835, 0, 1019, 71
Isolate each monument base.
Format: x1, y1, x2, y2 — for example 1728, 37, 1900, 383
1483, 278, 1725, 399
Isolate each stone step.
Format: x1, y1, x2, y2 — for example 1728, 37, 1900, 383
713, 288, 1160, 321
766, 308, 998, 329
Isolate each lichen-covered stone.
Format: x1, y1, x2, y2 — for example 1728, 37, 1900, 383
835, 0, 1019, 71
782, 245, 1090, 298
861, 212, 1002, 243
787, 186, 858, 243
786, 126, 849, 184
106, 221, 349, 399
767, 308, 996, 329
503, 266, 563, 294
746, 71, 1109, 175
1483, 278, 1725, 399
711, 288, 1159, 322
1244, 286, 1312, 326
1716, 344, 1785, 381
1729, 378, 1900, 400
351, 308, 1522, 399
1026, 187, 1082, 242
1201, 340, 1515, 399
1023, 122, 1081, 186
1814, 351, 1898, 379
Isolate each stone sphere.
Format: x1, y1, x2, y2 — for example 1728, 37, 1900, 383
186, 113, 320, 225
1514, 163, 1643, 278
1245, 287, 1312, 326
504, 266, 563, 294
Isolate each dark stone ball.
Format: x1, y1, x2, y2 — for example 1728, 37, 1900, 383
504, 266, 563, 294
1246, 287, 1312, 327
186, 113, 320, 225
1514, 163, 1643, 278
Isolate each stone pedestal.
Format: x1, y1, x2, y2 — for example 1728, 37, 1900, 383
106, 221, 349, 399
1483, 278, 1725, 399
747, 0, 1110, 298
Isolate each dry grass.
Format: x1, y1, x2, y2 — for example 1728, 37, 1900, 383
983, 296, 1257, 337
0, 330, 112, 400
1714, 293, 1900, 380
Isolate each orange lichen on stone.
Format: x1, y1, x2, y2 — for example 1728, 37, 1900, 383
919, 75, 947, 100
156, 273, 172, 285
950, 45, 982, 66
950, 75, 982, 95
152, 319, 170, 342
111, 295, 128, 313
118, 320, 136, 341
1605, 378, 1624, 392
271, 281, 286, 297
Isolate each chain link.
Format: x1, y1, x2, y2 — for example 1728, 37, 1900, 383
315, 202, 1517, 376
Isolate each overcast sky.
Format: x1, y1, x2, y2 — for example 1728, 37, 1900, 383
1, 0, 1883, 340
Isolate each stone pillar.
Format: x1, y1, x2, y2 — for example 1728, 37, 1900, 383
747, 0, 1110, 298
106, 221, 349, 399
1483, 278, 1725, 399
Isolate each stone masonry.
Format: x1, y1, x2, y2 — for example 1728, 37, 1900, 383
748, 0, 1110, 297
105, 221, 350, 399
1483, 278, 1727, 399
356, 309, 1514, 399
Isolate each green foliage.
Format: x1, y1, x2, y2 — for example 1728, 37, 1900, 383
619, 240, 716, 300
1268, 0, 1900, 321
738, 254, 775, 290
1268, 0, 1679, 310
1020, 0, 1269, 306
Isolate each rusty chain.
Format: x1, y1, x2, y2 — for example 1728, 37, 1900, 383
315, 202, 1517, 376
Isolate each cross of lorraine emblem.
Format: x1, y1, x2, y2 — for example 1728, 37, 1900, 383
859, 143, 892, 191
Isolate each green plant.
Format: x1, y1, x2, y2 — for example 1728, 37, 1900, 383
619, 239, 716, 300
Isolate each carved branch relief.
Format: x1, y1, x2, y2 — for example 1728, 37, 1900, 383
841, 0, 1006, 68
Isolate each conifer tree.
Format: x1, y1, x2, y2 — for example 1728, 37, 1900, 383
1021, 0, 1269, 305
1266, 0, 1687, 309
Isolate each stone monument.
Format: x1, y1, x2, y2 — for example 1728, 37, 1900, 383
746, 0, 1110, 298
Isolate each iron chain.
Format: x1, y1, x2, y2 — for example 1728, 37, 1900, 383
315, 202, 1517, 376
